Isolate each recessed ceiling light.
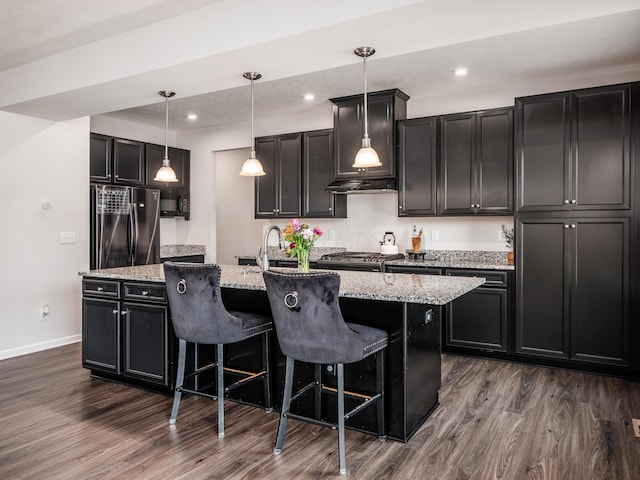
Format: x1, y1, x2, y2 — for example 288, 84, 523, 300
453, 67, 468, 76
303, 93, 315, 101
187, 113, 198, 120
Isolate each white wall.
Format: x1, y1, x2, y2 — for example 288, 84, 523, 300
0, 112, 89, 359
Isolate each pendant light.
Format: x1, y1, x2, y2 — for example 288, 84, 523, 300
153, 90, 179, 182
353, 47, 381, 168
239, 72, 266, 176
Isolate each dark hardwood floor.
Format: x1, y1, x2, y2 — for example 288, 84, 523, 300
1, 343, 638, 479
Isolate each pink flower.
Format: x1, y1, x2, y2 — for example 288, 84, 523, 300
313, 227, 323, 236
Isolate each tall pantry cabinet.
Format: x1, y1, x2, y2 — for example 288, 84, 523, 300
514, 82, 639, 374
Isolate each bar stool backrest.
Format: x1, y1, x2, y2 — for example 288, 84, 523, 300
263, 270, 369, 364
164, 262, 245, 344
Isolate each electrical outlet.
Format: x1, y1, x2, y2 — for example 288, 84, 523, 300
431, 230, 439, 241
632, 418, 640, 438
329, 230, 336, 240
60, 232, 76, 244
498, 229, 504, 241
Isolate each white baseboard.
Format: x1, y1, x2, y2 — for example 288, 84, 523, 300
0, 334, 82, 361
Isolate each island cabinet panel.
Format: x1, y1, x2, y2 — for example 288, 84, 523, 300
515, 84, 632, 212
439, 107, 513, 216
330, 89, 408, 180
255, 133, 302, 218
302, 129, 346, 218
82, 278, 173, 389
397, 116, 438, 216
515, 216, 630, 366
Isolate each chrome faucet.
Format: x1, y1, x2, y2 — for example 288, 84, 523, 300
259, 225, 284, 271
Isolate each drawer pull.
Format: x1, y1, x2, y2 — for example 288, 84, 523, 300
142, 290, 149, 296
97, 286, 104, 292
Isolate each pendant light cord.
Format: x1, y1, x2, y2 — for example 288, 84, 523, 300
363, 54, 369, 140
164, 94, 169, 159
250, 76, 255, 153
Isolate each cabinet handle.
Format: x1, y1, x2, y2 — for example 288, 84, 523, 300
399, 205, 403, 210
564, 224, 569, 228
107, 174, 111, 179
570, 199, 576, 204
115, 175, 119, 179
97, 286, 104, 292
121, 310, 128, 316
570, 224, 576, 229
329, 207, 332, 211
112, 309, 119, 315
564, 200, 570, 204
142, 290, 149, 296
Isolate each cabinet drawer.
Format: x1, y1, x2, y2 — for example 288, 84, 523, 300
123, 282, 167, 303
446, 269, 507, 287
385, 265, 442, 275
83, 279, 120, 298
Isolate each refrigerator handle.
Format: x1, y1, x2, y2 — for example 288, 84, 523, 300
129, 199, 137, 265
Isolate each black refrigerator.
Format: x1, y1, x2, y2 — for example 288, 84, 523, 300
90, 184, 161, 269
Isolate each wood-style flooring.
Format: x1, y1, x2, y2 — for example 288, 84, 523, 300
0, 343, 638, 479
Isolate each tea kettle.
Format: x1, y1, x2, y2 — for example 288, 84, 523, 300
380, 231, 398, 254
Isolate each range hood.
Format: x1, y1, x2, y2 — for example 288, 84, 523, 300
326, 177, 397, 194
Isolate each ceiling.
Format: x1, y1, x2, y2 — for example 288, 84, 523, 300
1, 0, 639, 131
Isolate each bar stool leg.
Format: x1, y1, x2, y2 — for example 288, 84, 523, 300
217, 343, 225, 439
262, 331, 273, 412
169, 338, 187, 424
337, 363, 347, 475
274, 356, 294, 454
376, 349, 386, 441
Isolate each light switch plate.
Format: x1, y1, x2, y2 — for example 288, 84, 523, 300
632, 418, 640, 438
60, 232, 76, 244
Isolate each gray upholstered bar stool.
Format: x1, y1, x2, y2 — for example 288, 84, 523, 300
164, 262, 273, 438
262, 270, 388, 476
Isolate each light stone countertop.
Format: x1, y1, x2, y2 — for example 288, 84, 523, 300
160, 244, 206, 258
80, 264, 485, 306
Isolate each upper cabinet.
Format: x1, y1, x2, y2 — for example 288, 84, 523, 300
302, 129, 346, 218
255, 133, 302, 218
90, 134, 145, 186
330, 89, 409, 180
515, 84, 632, 212
146, 143, 189, 189
397, 116, 438, 216
439, 107, 513, 215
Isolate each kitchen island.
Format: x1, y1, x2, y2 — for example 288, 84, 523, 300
81, 264, 484, 442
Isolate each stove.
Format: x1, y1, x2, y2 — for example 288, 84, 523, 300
317, 251, 405, 272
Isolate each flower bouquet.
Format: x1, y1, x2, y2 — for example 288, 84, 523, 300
282, 219, 322, 272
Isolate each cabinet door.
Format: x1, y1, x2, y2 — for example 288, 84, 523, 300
82, 298, 121, 373
113, 138, 145, 186
255, 137, 278, 218
398, 117, 437, 216
146, 143, 188, 189
515, 217, 570, 358
570, 217, 630, 365
365, 94, 396, 178
90, 133, 112, 183
439, 113, 475, 215
333, 99, 362, 179
571, 85, 631, 211
476, 108, 513, 214
277, 133, 302, 217
122, 302, 169, 385
446, 286, 508, 352
515, 93, 571, 212
303, 130, 346, 218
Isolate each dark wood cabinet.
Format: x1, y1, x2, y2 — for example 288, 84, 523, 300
515, 216, 630, 366
146, 143, 189, 189
112, 138, 146, 186
255, 133, 302, 218
397, 116, 438, 216
145, 143, 191, 220
82, 278, 173, 388
515, 84, 632, 212
330, 89, 408, 180
445, 269, 509, 353
439, 107, 513, 215
89, 133, 113, 183
302, 129, 346, 218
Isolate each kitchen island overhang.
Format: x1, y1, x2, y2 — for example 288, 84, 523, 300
80, 264, 484, 442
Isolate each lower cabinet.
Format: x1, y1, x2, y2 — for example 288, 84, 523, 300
445, 270, 509, 353
82, 278, 172, 388
515, 215, 630, 367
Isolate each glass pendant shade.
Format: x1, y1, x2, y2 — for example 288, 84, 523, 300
353, 137, 381, 168
239, 149, 266, 176
154, 90, 179, 182
353, 47, 381, 169
239, 72, 266, 176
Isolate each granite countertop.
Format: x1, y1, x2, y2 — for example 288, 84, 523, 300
237, 246, 347, 263
81, 264, 485, 306
385, 250, 514, 271
160, 244, 206, 258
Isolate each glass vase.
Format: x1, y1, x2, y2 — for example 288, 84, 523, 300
297, 248, 310, 273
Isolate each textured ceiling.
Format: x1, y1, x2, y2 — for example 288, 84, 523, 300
1, 0, 639, 130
